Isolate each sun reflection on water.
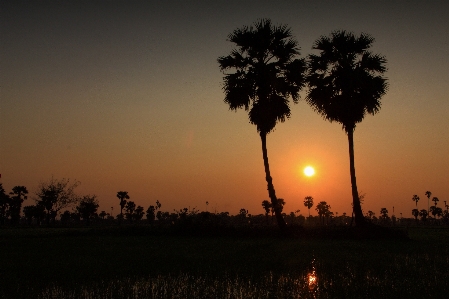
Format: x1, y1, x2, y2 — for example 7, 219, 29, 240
307, 258, 318, 292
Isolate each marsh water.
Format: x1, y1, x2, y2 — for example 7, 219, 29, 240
12, 256, 448, 299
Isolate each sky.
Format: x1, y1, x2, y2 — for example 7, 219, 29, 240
1, 0, 448, 218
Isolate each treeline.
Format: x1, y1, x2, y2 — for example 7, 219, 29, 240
1, 178, 447, 228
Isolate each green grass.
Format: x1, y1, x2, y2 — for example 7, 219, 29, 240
1, 226, 448, 298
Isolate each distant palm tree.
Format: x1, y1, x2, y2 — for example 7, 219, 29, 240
412, 194, 420, 207
315, 201, 331, 225
303, 196, 314, 218
218, 19, 306, 229
306, 31, 388, 226
425, 191, 431, 213
116, 191, 129, 220
432, 196, 439, 206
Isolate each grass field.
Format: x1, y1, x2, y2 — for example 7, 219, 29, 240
1, 226, 448, 298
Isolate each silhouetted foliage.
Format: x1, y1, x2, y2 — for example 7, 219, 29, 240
116, 191, 129, 223
125, 201, 136, 223
261, 200, 272, 224
419, 209, 428, 221
76, 195, 99, 226
218, 19, 306, 229
0, 184, 10, 225
303, 196, 314, 218
315, 201, 331, 225
146, 205, 156, 224
8, 186, 28, 225
412, 208, 419, 222
35, 178, 80, 225
306, 30, 388, 227
412, 194, 420, 207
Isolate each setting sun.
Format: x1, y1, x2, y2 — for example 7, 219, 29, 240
304, 166, 315, 177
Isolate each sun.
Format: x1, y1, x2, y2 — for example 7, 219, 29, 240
304, 166, 315, 177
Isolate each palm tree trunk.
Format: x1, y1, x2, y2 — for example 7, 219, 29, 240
260, 132, 287, 229
347, 129, 366, 226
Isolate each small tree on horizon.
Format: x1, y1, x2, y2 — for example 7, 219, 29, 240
261, 200, 272, 224
116, 191, 129, 222
303, 196, 314, 218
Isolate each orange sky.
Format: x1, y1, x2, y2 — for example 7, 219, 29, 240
1, 1, 448, 218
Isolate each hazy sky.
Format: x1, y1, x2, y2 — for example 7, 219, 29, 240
1, 0, 448, 217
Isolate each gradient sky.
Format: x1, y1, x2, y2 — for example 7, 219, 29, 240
1, 0, 448, 217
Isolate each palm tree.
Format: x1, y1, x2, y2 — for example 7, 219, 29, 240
432, 196, 439, 206
116, 191, 129, 220
425, 191, 431, 213
412, 194, 420, 207
218, 19, 306, 229
303, 196, 314, 218
306, 31, 388, 226
315, 201, 330, 225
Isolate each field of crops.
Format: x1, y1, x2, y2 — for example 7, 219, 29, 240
1, 226, 448, 298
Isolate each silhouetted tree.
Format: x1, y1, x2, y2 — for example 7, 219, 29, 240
274, 198, 286, 214
23, 205, 35, 225
425, 191, 432, 213
419, 209, 428, 222
116, 191, 129, 222
9, 186, 28, 225
239, 208, 248, 219
412, 194, 420, 207
430, 206, 443, 219
134, 206, 144, 222
218, 19, 306, 229
306, 31, 388, 226
315, 201, 331, 225
432, 196, 439, 206
76, 195, 99, 226
380, 208, 389, 220
0, 184, 10, 225
99, 210, 107, 220
261, 200, 272, 224
303, 196, 314, 218
125, 201, 136, 223
146, 205, 156, 224
60, 210, 72, 225
35, 178, 80, 225
412, 208, 419, 222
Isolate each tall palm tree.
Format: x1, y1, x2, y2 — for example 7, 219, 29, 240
412, 194, 420, 207
218, 19, 306, 229
306, 31, 388, 226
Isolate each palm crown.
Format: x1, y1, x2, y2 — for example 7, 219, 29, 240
306, 30, 388, 133
218, 19, 306, 134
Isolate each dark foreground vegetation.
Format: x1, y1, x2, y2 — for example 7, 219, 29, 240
1, 226, 448, 298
